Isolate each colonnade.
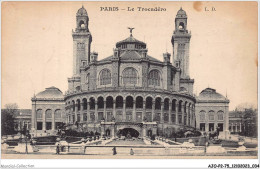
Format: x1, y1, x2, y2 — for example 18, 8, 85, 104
65, 95, 195, 128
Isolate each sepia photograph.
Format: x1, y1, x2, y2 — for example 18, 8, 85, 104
1, 1, 259, 168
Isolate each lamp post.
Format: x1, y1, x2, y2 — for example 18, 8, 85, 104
25, 129, 30, 154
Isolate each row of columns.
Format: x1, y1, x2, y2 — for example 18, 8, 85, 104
230, 123, 242, 132
17, 121, 30, 130
67, 100, 195, 127
32, 110, 61, 131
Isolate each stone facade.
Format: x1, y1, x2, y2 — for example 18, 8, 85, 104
195, 88, 229, 133
63, 6, 195, 137
30, 87, 65, 137
30, 6, 229, 138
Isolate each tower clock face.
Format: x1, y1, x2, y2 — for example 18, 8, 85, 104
81, 24, 85, 28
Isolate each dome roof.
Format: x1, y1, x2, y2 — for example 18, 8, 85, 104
176, 7, 187, 17
197, 88, 228, 102
77, 6, 88, 16
116, 35, 146, 48
36, 86, 63, 99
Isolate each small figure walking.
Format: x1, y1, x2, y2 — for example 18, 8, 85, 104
112, 146, 117, 155
130, 148, 134, 155
56, 142, 60, 154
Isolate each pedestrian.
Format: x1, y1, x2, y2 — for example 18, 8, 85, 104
130, 148, 134, 155
112, 146, 117, 155
56, 142, 60, 154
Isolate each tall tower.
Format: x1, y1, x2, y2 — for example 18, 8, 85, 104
171, 8, 191, 79
72, 6, 92, 75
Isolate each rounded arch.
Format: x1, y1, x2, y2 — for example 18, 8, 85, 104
179, 22, 185, 29
164, 98, 170, 110
54, 109, 62, 119
155, 97, 162, 110
82, 98, 87, 110
148, 69, 161, 86
79, 20, 85, 28
106, 96, 113, 109
36, 109, 43, 119
97, 96, 104, 109
117, 128, 140, 138
76, 99, 81, 111
114, 94, 124, 100
126, 96, 134, 108
122, 67, 138, 85
178, 100, 183, 112
89, 97, 95, 110
172, 99, 177, 111
146, 96, 153, 109
99, 68, 111, 85
208, 110, 215, 121
184, 101, 188, 113
144, 94, 155, 101
217, 110, 224, 121
72, 100, 75, 112
199, 110, 206, 121
45, 109, 52, 119
116, 96, 123, 108
136, 96, 143, 109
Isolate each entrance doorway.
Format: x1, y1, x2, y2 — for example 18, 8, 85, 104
217, 123, 223, 131
106, 129, 110, 136
117, 128, 139, 138
147, 129, 152, 137
209, 123, 214, 131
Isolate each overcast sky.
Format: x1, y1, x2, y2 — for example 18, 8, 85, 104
2, 1, 258, 110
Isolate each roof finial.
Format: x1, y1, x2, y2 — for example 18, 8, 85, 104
128, 27, 135, 37
166, 41, 168, 52
226, 89, 228, 98
180, 7, 182, 10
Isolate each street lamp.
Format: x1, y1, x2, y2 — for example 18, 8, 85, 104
24, 129, 30, 154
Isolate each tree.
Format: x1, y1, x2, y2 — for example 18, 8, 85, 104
235, 102, 256, 111
1, 103, 18, 136
233, 103, 257, 137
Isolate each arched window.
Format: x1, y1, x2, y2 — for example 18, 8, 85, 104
148, 70, 160, 86
126, 96, 133, 108
89, 98, 95, 110
36, 109, 42, 119
79, 20, 85, 28
209, 110, 215, 121
46, 109, 52, 119
97, 97, 104, 109
100, 69, 111, 85
122, 67, 137, 85
172, 100, 176, 111
146, 97, 153, 109
83, 98, 87, 110
164, 98, 169, 110
179, 22, 185, 30
155, 98, 161, 110
106, 96, 113, 109
136, 96, 143, 109
77, 99, 81, 111
178, 100, 183, 112
200, 111, 205, 121
116, 96, 123, 108
55, 109, 62, 119
217, 111, 224, 120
